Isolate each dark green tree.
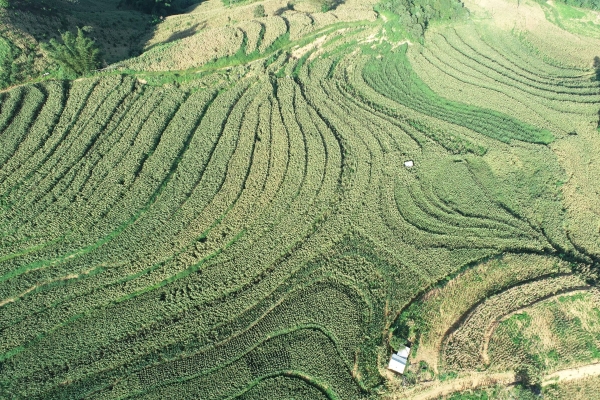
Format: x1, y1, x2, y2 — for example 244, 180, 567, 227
41, 28, 102, 77
556, 0, 600, 10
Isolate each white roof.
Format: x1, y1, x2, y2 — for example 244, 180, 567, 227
404, 160, 414, 168
388, 354, 407, 374
397, 346, 410, 358
388, 345, 411, 374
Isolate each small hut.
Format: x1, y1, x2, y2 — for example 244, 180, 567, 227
388, 345, 411, 374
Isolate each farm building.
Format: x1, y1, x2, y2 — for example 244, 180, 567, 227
388, 345, 411, 374
404, 160, 414, 168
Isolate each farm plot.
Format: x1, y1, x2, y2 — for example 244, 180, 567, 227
541, 1, 600, 40
386, 252, 600, 398
488, 290, 600, 374
443, 274, 590, 371
126, 26, 246, 71
404, 0, 600, 261
426, 374, 600, 400
362, 44, 556, 144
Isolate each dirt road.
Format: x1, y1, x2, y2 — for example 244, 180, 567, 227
542, 363, 600, 386
387, 362, 600, 399
386, 372, 516, 400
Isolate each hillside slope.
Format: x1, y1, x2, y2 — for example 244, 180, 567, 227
1, 0, 600, 398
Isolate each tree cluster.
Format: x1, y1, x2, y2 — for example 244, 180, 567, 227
253, 4, 265, 17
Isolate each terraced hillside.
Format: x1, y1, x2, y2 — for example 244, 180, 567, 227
1, 0, 600, 398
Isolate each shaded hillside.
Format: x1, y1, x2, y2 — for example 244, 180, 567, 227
0, 0, 152, 87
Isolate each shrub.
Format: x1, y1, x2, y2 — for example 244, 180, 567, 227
554, 0, 600, 10
515, 363, 543, 390
0, 37, 20, 88
389, 335, 405, 351
253, 4, 265, 17
0, 0, 57, 11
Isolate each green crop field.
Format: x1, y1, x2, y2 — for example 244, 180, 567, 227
1, 0, 600, 398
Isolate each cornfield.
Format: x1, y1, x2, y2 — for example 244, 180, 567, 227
1, 0, 600, 398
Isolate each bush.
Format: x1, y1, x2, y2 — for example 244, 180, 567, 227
389, 335, 405, 351
319, 0, 343, 12
515, 362, 543, 389
0, 0, 56, 11
41, 28, 102, 77
253, 4, 265, 17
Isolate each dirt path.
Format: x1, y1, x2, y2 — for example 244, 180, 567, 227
387, 372, 516, 400
0, 269, 94, 308
542, 363, 600, 386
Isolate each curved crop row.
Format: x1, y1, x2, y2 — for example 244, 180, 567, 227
362, 45, 555, 144
409, 25, 600, 133
129, 328, 364, 400
0, 85, 46, 168
0, 79, 98, 204
0, 68, 356, 399
234, 374, 329, 400
257, 16, 289, 53
239, 21, 265, 54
